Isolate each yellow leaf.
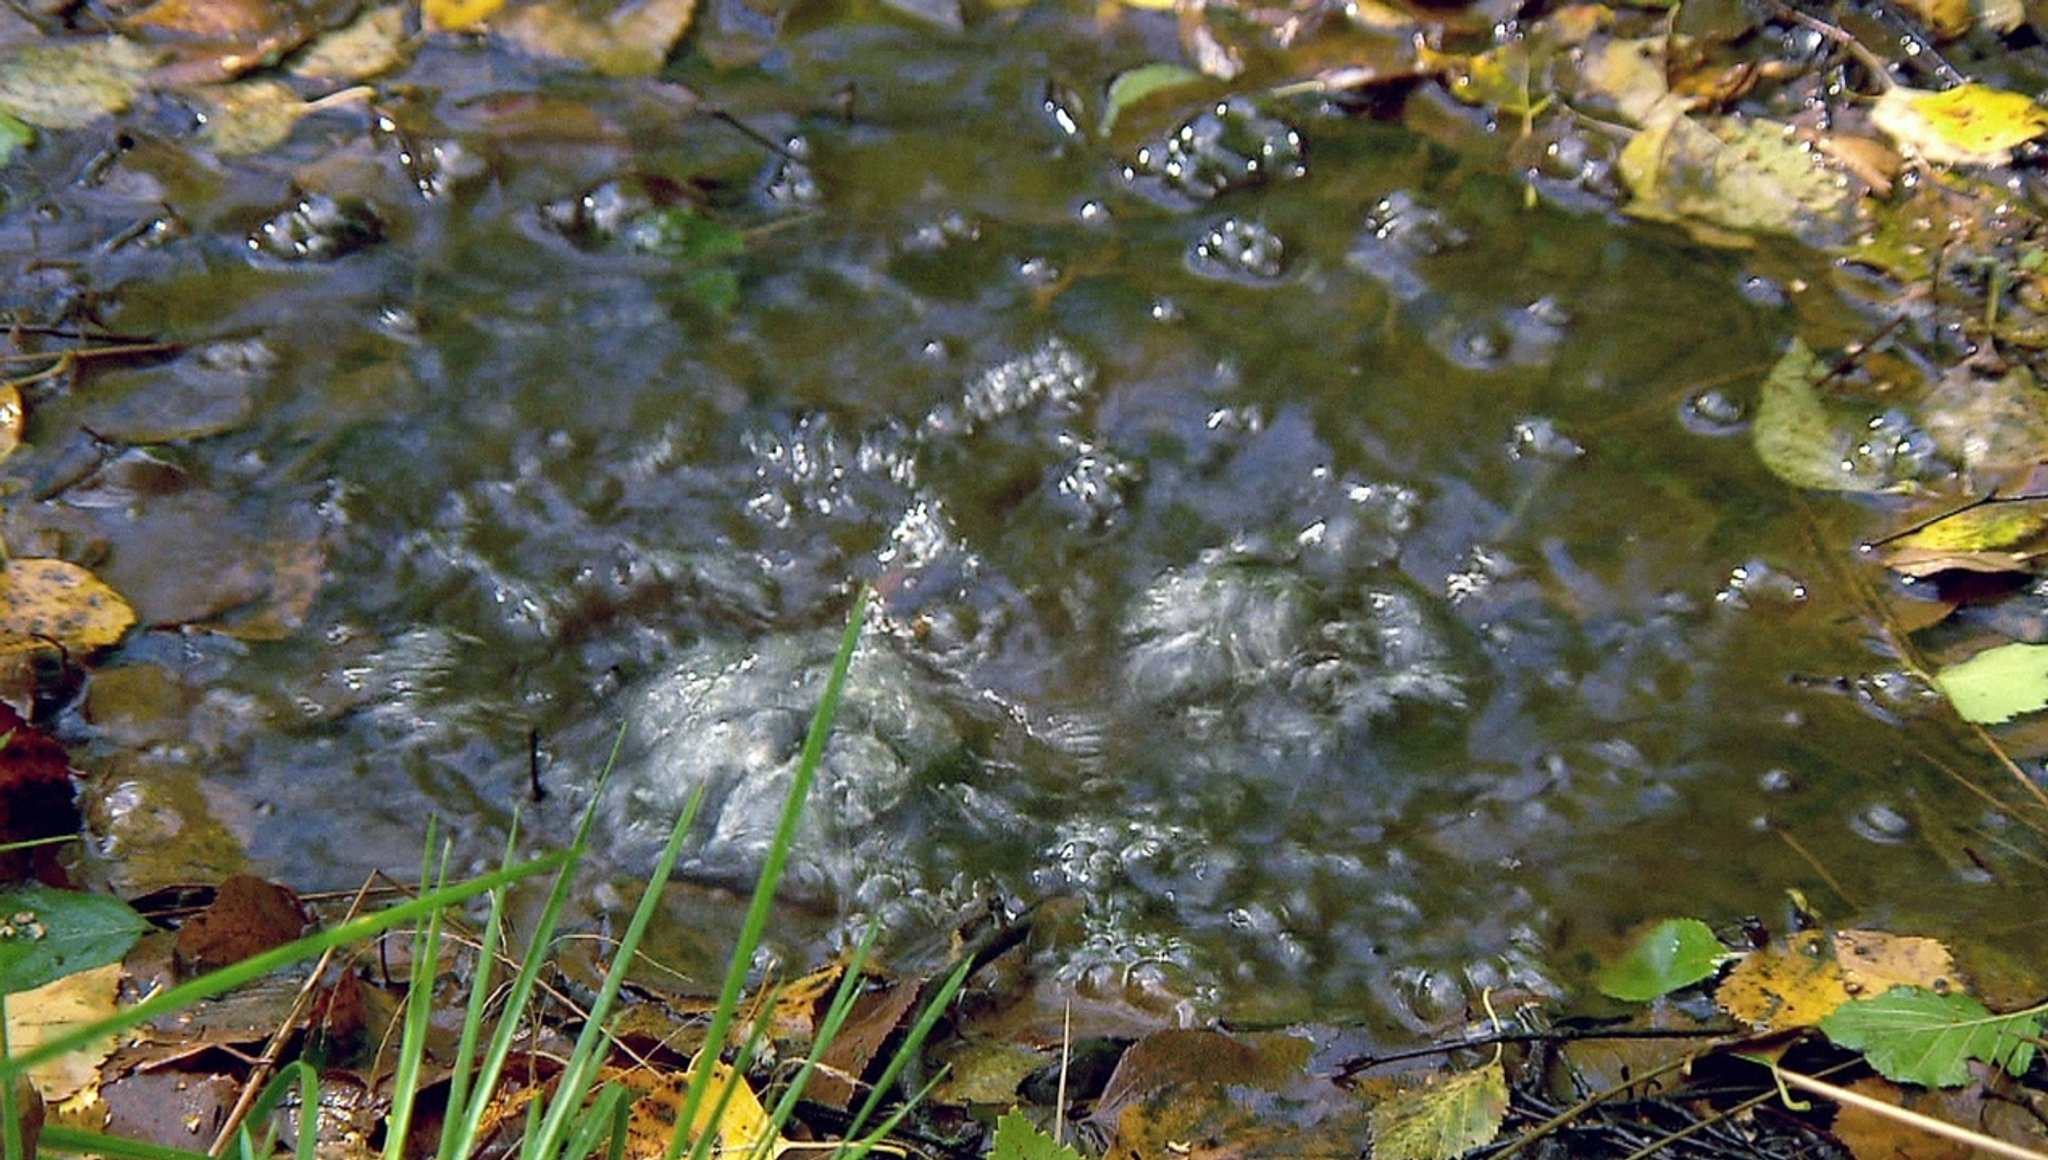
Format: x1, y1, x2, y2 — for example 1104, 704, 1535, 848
624, 1061, 785, 1159
1715, 931, 1852, 1030
0, 559, 137, 656
424, 0, 506, 32
9, 962, 122, 1104
1871, 84, 2048, 167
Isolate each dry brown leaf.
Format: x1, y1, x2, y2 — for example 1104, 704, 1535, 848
0, 558, 137, 656
1715, 930, 1851, 1030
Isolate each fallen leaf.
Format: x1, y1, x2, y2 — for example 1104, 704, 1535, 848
1715, 930, 1852, 1030
0, 385, 23, 466
194, 79, 313, 156
0, 885, 152, 996
1882, 502, 2048, 577
1752, 339, 1899, 494
0, 38, 159, 130
425, 0, 507, 31
0, 703, 81, 886
497, 0, 699, 77
290, 5, 411, 80
1368, 1061, 1509, 1160
1620, 112, 1856, 245
811, 976, 922, 1109
1933, 641, 2048, 723
1833, 929, 1962, 998
1822, 987, 2039, 1087
0, 559, 137, 657
1597, 917, 1725, 1001
8, 962, 123, 1104
173, 875, 308, 975
1872, 84, 2048, 167
1920, 359, 2048, 480
1101, 63, 1202, 134
1898, 0, 1972, 38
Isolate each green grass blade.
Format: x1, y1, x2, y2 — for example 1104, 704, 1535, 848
435, 823, 518, 1160
385, 829, 452, 1160
242, 1060, 319, 1160
670, 590, 868, 1160
453, 724, 633, 1160
842, 953, 973, 1144
39, 1127, 212, 1160
525, 787, 701, 1160
754, 925, 880, 1159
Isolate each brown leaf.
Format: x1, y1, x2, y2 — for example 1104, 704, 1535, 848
1833, 929, 1962, 999
810, 976, 922, 1109
174, 875, 309, 975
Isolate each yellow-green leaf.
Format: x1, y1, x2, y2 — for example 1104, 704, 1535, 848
424, 0, 505, 31
1752, 339, 1896, 493
1101, 63, 1201, 134
1933, 641, 2048, 723
0, 38, 159, 131
1871, 84, 2048, 167
1370, 1062, 1510, 1160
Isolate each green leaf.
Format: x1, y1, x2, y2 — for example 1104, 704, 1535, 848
1369, 1061, 1509, 1160
1752, 339, 1896, 494
1619, 112, 1856, 245
1933, 642, 2048, 724
1820, 987, 2041, 1087
1598, 918, 1725, 1000
0, 886, 151, 995
1101, 63, 1201, 134
990, 1110, 1084, 1160
0, 113, 30, 166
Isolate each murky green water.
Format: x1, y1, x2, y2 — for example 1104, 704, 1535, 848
5, 0, 2044, 1026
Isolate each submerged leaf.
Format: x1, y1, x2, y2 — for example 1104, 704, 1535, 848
498, 0, 699, 77
0, 38, 159, 130
1821, 987, 2040, 1087
1752, 339, 1896, 493
1933, 641, 2048, 723
1369, 1062, 1510, 1160
1871, 84, 2048, 167
1620, 113, 1855, 245
1598, 918, 1725, 1000
1832, 930, 1961, 998
1102, 63, 1202, 134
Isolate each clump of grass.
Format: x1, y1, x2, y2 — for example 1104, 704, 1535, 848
9, 589, 967, 1160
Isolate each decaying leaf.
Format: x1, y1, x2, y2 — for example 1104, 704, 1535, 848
8, 961, 123, 1104
1872, 84, 2048, 167
621, 1062, 784, 1158
1822, 987, 2041, 1087
0, 559, 137, 657
1620, 112, 1856, 245
1920, 359, 2048, 480
1716, 930, 1852, 1030
1833, 929, 1962, 998
291, 5, 411, 80
497, 0, 699, 77
0, 38, 160, 130
1933, 641, 2048, 724
194, 79, 314, 156
1752, 339, 1898, 494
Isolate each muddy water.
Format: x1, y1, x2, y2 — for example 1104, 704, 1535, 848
4, 2, 2043, 1024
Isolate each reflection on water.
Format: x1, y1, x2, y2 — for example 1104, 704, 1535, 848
5, 0, 2046, 1025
